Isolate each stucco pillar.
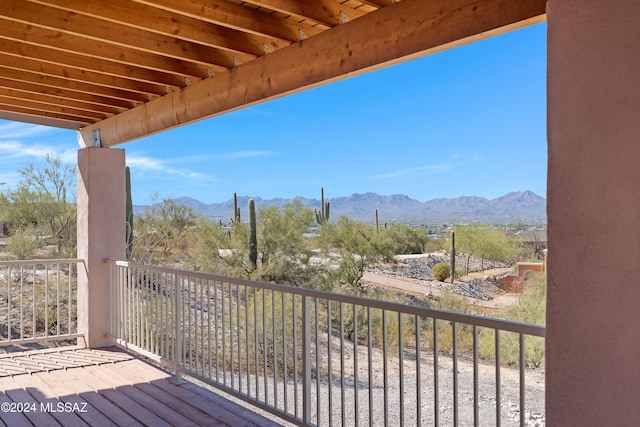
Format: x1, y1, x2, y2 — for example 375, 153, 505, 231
77, 147, 125, 348
547, 1, 640, 425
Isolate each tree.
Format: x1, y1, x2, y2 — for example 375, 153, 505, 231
130, 198, 198, 265
0, 156, 76, 257
320, 216, 395, 293
454, 224, 517, 273
18, 155, 74, 204
192, 200, 319, 287
382, 223, 433, 255
255, 200, 315, 284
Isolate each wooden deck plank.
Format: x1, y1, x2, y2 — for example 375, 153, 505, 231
0, 393, 32, 427
76, 391, 142, 427
28, 370, 121, 426
61, 361, 169, 427
134, 382, 229, 426
82, 359, 225, 426
117, 385, 202, 427
153, 378, 273, 427
100, 388, 173, 427
0, 346, 280, 427
3, 388, 65, 426
57, 394, 117, 427
10, 371, 91, 427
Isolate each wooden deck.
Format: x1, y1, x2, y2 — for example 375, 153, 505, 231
0, 346, 282, 426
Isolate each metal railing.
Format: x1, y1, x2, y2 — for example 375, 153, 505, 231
108, 260, 545, 426
0, 259, 84, 347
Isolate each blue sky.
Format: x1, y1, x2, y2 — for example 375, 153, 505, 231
0, 23, 546, 206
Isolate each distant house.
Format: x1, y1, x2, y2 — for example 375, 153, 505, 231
514, 229, 547, 259
498, 262, 545, 292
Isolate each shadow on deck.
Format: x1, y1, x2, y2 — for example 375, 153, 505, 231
0, 346, 282, 426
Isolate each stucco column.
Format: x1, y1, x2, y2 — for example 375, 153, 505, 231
77, 147, 125, 348
547, 1, 640, 425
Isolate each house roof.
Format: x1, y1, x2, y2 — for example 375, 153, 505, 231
0, 0, 545, 147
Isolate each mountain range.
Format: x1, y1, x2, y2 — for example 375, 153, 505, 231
135, 191, 546, 225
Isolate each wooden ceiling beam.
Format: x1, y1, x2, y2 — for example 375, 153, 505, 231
0, 95, 107, 122
0, 87, 122, 116
0, 110, 85, 130
0, 104, 93, 127
358, 0, 393, 7
133, 0, 323, 42
29, 0, 288, 58
0, 52, 168, 98
0, 77, 136, 111
80, 0, 546, 147
0, 38, 187, 89
4, 0, 251, 70
244, 0, 368, 26
0, 66, 152, 105
0, 18, 212, 79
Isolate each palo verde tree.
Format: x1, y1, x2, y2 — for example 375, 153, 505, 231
0, 155, 76, 257
129, 198, 198, 266
454, 224, 517, 273
255, 200, 316, 285
320, 216, 395, 293
192, 199, 319, 287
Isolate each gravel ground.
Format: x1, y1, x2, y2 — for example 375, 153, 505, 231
366, 252, 511, 301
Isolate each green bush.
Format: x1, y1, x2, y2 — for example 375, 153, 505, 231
6, 227, 41, 260
432, 262, 450, 281
478, 272, 546, 367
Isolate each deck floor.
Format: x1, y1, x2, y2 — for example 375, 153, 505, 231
0, 346, 281, 426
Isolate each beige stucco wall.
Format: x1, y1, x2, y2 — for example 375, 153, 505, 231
547, 0, 640, 424
77, 147, 125, 348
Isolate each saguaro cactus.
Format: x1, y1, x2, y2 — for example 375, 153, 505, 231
233, 192, 241, 224
450, 230, 456, 284
375, 209, 380, 232
125, 166, 133, 259
248, 199, 257, 269
315, 187, 330, 225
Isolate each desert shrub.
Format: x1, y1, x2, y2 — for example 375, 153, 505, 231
422, 237, 444, 253
131, 198, 198, 265
434, 290, 468, 313
6, 227, 41, 260
320, 217, 395, 291
246, 289, 303, 378
432, 262, 450, 281
383, 224, 432, 255
479, 272, 546, 367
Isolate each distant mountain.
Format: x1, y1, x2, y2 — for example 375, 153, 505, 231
135, 191, 546, 225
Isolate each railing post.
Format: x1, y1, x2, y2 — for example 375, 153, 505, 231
302, 295, 311, 425
109, 262, 114, 341
175, 274, 184, 384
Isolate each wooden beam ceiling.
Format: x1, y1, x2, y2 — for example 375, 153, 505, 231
0, 0, 546, 145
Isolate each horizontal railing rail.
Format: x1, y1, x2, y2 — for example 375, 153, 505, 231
108, 260, 545, 426
0, 259, 84, 347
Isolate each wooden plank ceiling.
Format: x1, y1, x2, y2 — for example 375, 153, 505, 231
0, 0, 546, 147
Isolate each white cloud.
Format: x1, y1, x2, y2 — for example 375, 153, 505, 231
215, 150, 270, 160
171, 150, 270, 163
0, 122, 52, 139
372, 164, 453, 179
127, 154, 215, 181
0, 140, 76, 163
372, 152, 483, 180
